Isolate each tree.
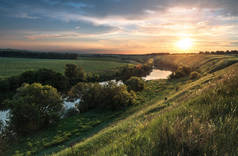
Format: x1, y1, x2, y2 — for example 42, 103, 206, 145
0, 69, 69, 110
69, 82, 102, 112
6, 83, 63, 134
125, 76, 145, 91
64, 64, 86, 86
169, 66, 192, 79
0, 50, 78, 59
35, 69, 69, 92
69, 82, 136, 112
102, 82, 137, 110
0, 79, 10, 110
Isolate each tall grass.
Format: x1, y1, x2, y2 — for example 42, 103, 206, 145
53, 64, 238, 156
147, 70, 238, 155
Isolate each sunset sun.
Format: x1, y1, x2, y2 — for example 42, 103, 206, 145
176, 38, 193, 51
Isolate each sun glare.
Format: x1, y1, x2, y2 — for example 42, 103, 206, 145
176, 38, 193, 50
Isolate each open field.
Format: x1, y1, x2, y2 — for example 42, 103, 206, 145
4, 54, 238, 156
0, 57, 132, 78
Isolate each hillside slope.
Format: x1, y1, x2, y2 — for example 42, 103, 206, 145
51, 55, 238, 156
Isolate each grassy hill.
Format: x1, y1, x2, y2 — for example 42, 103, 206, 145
154, 54, 238, 73
0, 57, 132, 78
6, 54, 238, 156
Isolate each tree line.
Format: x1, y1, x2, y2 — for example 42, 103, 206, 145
0, 61, 150, 136
199, 50, 238, 55
0, 59, 153, 109
0, 49, 78, 59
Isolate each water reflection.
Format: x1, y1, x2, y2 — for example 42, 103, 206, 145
143, 69, 172, 80
0, 110, 10, 126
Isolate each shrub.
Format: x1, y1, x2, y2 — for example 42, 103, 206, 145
69, 82, 136, 112
34, 69, 69, 92
0, 69, 69, 110
169, 66, 192, 79
189, 71, 201, 80
125, 76, 145, 91
102, 82, 137, 110
5, 83, 63, 134
116, 63, 153, 81
6, 69, 69, 93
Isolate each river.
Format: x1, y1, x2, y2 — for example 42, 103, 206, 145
0, 110, 10, 126
143, 69, 172, 80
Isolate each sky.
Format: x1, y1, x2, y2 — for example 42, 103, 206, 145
1, 0, 238, 54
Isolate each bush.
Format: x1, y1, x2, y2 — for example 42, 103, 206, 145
189, 71, 201, 80
5, 83, 63, 134
69, 82, 136, 112
34, 69, 69, 92
169, 66, 192, 79
116, 63, 153, 81
0, 69, 69, 110
102, 82, 137, 110
125, 76, 145, 91
6, 69, 69, 93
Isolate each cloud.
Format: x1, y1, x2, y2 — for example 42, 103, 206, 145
1, 0, 238, 53
2, 0, 238, 19
24, 28, 121, 40
25, 33, 79, 40
15, 13, 39, 19
75, 26, 80, 30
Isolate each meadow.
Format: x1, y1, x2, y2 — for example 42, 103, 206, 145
0, 57, 131, 78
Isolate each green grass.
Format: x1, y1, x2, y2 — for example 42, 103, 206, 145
50, 55, 238, 156
0, 57, 131, 78
155, 54, 238, 74
7, 110, 121, 156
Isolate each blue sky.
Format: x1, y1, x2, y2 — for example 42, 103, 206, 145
1, 0, 238, 53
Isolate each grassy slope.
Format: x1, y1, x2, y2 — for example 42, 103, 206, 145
50, 54, 238, 156
155, 54, 238, 73
0, 57, 131, 78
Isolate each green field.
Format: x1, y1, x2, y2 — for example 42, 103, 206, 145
0, 57, 131, 78
4, 54, 238, 155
